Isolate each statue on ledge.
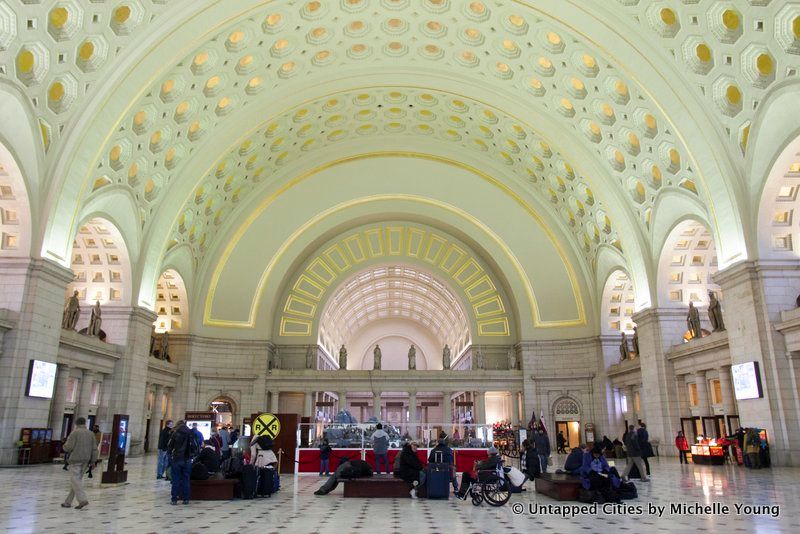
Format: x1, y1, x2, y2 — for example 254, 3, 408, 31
62, 290, 80, 330
159, 331, 170, 362
306, 346, 315, 369
708, 291, 725, 332
631, 326, 640, 356
87, 301, 102, 337
149, 325, 157, 356
408, 344, 416, 370
507, 348, 517, 370
687, 301, 702, 340
473, 348, 484, 370
619, 332, 631, 362
338, 344, 347, 371
373, 344, 382, 370
442, 344, 451, 370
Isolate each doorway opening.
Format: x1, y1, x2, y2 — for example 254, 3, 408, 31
210, 398, 236, 427
555, 421, 581, 449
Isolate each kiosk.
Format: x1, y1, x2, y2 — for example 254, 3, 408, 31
102, 414, 129, 483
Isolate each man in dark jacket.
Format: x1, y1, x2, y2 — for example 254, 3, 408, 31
563, 445, 586, 475
396, 441, 426, 498
637, 423, 653, 475
156, 420, 173, 479
621, 425, 649, 482
523, 440, 541, 480
167, 420, 198, 504
533, 429, 551, 473
456, 445, 502, 498
314, 458, 373, 495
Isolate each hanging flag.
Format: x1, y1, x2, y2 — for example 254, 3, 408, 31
539, 410, 547, 436
528, 409, 538, 430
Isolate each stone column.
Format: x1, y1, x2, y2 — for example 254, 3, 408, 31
104, 307, 157, 457
631, 308, 686, 447
372, 391, 382, 421
0, 258, 74, 465
511, 390, 521, 427
163, 387, 174, 422
674, 375, 691, 420
76, 370, 96, 421
694, 371, 710, 417
48, 364, 71, 438
337, 391, 346, 414
303, 391, 314, 418
714, 261, 800, 466
625, 385, 637, 423
474, 391, 486, 425
147, 384, 164, 453
95, 373, 113, 431
408, 391, 417, 439
717, 365, 737, 419
268, 390, 280, 413
442, 391, 452, 431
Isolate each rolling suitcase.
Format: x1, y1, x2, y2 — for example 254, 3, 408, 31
256, 467, 275, 497
426, 452, 451, 499
241, 464, 258, 499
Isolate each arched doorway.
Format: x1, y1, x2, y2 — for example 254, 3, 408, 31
553, 397, 581, 450
209, 396, 237, 428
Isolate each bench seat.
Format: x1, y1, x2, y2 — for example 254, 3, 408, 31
534, 473, 582, 501
343, 475, 426, 498
190, 478, 238, 500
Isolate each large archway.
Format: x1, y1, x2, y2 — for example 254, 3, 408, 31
318, 264, 471, 370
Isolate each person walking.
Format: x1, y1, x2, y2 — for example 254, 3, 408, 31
621, 425, 650, 482
533, 428, 551, 473
637, 422, 653, 476
675, 431, 690, 464
372, 423, 390, 474
556, 431, 567, 454
157, 420, 174, 479
60, 417, 97, 510
167, 420, 198, 505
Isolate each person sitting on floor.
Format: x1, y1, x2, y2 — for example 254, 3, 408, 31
428, 431, 458, 492
563, 444, 587, 475
396, 441, 426, 498
457, 445, 502, 498
579, 445, 621, 491
314, 458, 373, 495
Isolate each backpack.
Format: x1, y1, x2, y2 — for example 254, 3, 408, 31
191, 462, 209, 480
169, 428, 198, 460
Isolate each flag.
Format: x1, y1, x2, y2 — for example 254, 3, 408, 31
539, 411, 547, 436
528, 409, 547, 434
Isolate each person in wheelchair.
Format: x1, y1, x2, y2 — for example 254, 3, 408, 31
579, 445, 621, 492
456, 445, 502, 498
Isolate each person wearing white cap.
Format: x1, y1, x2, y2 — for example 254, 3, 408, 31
456, 445, 502, 499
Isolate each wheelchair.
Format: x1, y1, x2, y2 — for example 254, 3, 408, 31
461, 463, 512, 507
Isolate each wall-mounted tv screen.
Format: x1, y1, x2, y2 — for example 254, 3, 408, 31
731, 361, 763, 400
26, 360, 57, 398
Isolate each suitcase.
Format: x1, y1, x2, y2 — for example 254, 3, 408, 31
426, 462, 451, 499
257, 467, 275, 497
241, 465, 258, 499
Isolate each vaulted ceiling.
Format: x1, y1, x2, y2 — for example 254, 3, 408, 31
1, 0, 798, 337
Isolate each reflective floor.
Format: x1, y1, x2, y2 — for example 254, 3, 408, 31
0, 454, 797, 533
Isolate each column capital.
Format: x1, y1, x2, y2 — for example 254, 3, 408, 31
694, 370, 707, 379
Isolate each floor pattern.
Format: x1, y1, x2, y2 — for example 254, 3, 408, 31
0, 454, 797, 533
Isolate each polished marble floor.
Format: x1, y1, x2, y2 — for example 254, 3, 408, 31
0, 453, 797, 534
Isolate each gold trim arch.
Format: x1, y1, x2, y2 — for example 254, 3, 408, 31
276, 222, 514, 342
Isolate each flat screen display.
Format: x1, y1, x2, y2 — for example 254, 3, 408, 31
26, 360, 57, 398
731, 361, 763, 400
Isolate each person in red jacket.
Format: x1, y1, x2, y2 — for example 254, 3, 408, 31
675, 431, 690, 464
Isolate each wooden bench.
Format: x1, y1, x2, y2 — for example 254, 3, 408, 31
534, 473, 582, 501
343, 475, 426, 498
190, 478, 238, 500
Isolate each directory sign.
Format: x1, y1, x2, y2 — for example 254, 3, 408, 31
731, 361, 763, 400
